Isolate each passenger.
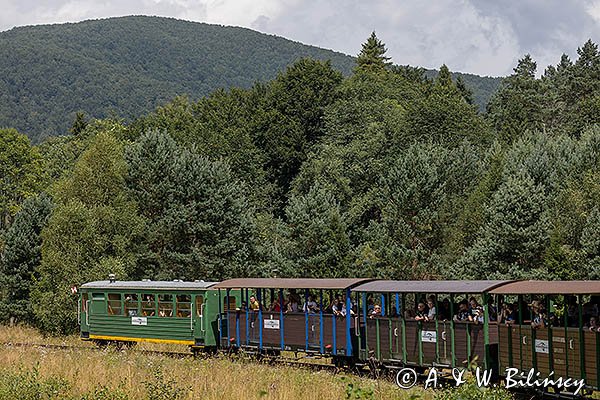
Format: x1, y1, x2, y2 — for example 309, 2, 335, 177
438, 298, 451, 321
586, 316, 600, 332
370, 304, 382, 318
567, 296, 579, 327
332, 295, 344, 316
487, 298, 497, 321
583, 301, 598, 321
269, 298, 281, 312
426, 299, 436, 321
415, 302, 427, 321
367, 296, 375, 313
470, 297, 484, 324
286, 294, 299, 313
530, 300, 547, 329
500, 302, 517, 324
249, 295, 260, 311
303, 295, 319, 313
454, 300, 471, 322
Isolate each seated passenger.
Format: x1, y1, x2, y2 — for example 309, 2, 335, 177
332, 295, 344, 316
269, 298, 281, 312
586, 316, 600, 332
415, 302, 427, 321
470, 297, 484, 323
500, 302, 517, 324
487, 298, 497, 321
370, 304, 382, 318
530, 300, 547, 329
303, 295, 319, 313
438, 298, 451, 321
249, 295, 260, 311
454, 300, 471, 322
286, 295, 299, 313
426, 299, 436, 321
567, 296, 579, 327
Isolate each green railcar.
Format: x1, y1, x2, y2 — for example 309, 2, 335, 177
79, 279, 239, 349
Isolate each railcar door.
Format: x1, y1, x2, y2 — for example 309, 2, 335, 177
193, 294, 205, 339
79, 292, 90, 333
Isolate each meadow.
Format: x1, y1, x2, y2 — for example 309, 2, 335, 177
0, 326, 429, 400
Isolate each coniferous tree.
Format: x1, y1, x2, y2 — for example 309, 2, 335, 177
125, 131, 255, 281
0, 193, 52, 325
355, 32, 392, 74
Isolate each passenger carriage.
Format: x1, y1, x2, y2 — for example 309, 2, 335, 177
213, 278, 369, 364
79, 279, 229, 350
490, 281, 600, 391
351, 280, 511, 372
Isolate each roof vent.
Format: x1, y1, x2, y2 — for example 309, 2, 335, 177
108, 273, 116, 283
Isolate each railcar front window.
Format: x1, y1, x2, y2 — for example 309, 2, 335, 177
124, 293, 138, 317
158, 294, 173, 317
142, 294, 156, 316
177, 295, 191, 318
108, 293, 122, 315
196, 295, 204, 316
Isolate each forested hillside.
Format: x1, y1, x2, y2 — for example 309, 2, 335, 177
1, 33, 599, 334
0, 16, 500, 143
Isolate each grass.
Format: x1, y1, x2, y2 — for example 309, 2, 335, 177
0, 325, 430, 399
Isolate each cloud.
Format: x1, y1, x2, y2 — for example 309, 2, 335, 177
1, 0, 599, 76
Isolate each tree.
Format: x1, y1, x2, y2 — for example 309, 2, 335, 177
32, 132, 145, 334
355, 32, 392, 74
283, 185, 350, 278
69, 112, 88, 136
125, 131, 255, 281
454, 173, 550, 279
0, 193, 53, 325
0, 128, 45, 231
486, 55, 545, 143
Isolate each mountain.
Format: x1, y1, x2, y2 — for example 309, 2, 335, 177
0, 16, 502, 143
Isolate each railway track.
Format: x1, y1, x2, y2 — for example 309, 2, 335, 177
0, 341, 339, 372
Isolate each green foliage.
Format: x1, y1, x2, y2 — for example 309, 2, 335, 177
0, 193, 53, 324
32, 132, 145, 334
355, 32, 392, 74
125, 131, 254, 280
143, 368, 185, 400
454, 172, 550, 279
0, 128, 45, 230
0, 366, 71, 399
283, 185, 350, 277
433, 377, 513, 400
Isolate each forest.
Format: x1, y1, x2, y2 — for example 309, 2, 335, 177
0, 16, 500, 143
1, 33, 600, 334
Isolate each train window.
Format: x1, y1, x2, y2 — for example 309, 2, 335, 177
158, 294, 173, 317
92, 293, 104, 300
142, 294, 156, 317
224, 296, 236, 311
196, 296, 204, 316
107, 293, 122, 315
81, 293, 88, 312
176, 295, 191, 318
124, 293, 139, 317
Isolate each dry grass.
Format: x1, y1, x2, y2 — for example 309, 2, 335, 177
0, 325, 430, 399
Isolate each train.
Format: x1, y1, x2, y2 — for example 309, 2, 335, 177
78, 276, 600, 396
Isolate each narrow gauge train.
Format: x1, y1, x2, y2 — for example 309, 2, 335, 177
79, 277, 600, 395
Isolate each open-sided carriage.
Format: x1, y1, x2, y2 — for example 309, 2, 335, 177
213, 278, 368, 364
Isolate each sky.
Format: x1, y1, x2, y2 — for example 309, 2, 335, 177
2, 0, 600, 77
